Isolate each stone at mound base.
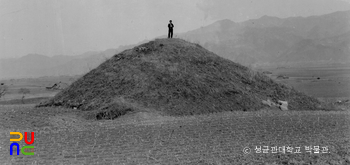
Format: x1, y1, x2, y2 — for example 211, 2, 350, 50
261, 99, 288, 110
262, 99, 277, 107
36, 38, 320, 119
278, 100, 288, 111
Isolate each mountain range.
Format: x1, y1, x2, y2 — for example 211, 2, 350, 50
179, 10, 350, 67
0, 45, 134, 79
1, 10, 349, 79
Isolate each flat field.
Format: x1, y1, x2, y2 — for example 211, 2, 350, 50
0, 76, 78, 103
0, 104, 349, 164
261, 65, 350, 98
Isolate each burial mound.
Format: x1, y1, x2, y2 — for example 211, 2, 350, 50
37, 38, 320, 119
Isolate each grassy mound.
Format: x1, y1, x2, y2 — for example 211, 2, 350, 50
37, 38, 320, 119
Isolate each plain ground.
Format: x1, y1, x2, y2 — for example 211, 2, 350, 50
260, 65, 350, 99
0, 65, 349, 164
0, 104, 349, 164
0, 76, 78, 107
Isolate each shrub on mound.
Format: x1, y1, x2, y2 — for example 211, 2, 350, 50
37, 38, 320, 119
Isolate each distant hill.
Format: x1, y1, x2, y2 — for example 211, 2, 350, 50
178, 10, 350, 67
275, 33, 350, 65
0, 46, 133, 79
37, 39, 320, 120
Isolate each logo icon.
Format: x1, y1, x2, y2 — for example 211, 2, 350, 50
10, 132, 34, 155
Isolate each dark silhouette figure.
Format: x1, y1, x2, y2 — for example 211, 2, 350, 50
168, 20, 174, 38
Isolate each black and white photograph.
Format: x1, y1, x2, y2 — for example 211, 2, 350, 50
1, 0, 349, 164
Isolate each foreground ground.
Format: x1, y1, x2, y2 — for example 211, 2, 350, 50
0, 104, 349, 164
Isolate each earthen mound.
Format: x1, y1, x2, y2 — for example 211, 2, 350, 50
37, 38, 320, 119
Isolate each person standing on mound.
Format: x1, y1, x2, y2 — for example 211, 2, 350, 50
168, 20, 174, 38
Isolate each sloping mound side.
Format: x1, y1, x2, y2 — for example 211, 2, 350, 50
37, 38, 320, 118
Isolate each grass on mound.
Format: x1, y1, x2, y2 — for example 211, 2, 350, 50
37, 38, 321, 119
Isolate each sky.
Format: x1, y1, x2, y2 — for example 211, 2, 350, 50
1, 0, 350, 59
